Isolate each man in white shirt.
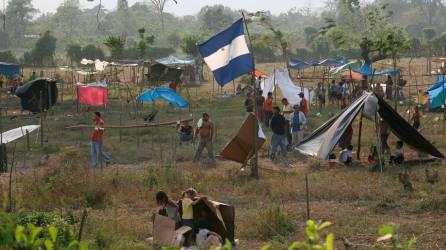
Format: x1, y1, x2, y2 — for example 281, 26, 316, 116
282, 98, 293, 148
289, 104, 307, 147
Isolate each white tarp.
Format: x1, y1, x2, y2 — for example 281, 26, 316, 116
263, 69, 314, 106
0, 125, 40, 144
80, 59, 109, 72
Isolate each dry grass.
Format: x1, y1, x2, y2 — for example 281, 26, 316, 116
1, 59, 446, 249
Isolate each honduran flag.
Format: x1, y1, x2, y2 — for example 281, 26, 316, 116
198, 18, 254, 86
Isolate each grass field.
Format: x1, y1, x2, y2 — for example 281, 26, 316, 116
1, 59, 446, 249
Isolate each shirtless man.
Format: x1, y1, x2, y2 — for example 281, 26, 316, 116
193, 113, 215, 164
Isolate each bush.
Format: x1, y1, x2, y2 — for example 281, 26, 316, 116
254, 206, 295, 240
84, 189, 107, 209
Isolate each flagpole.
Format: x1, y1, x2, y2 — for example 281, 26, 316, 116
242, 12, 259, 179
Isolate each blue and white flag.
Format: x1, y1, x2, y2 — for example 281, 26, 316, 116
198, 18, 254, 86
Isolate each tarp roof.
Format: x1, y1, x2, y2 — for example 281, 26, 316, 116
289, 60, 311, 70
289, 57, 348, 69
156, 56, 195, 66
341, 71, 364, 80
15, 78, 58, 113
296, 92, 444, 159
0, 62, 21, 77
137, 87, 188, 108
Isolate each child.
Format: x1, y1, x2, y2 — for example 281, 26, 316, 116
339, 144, 353, 165
390, 141, 404, 164
411, 106, 421, 130
181, 188, 206, 229
155, 191, 180, 228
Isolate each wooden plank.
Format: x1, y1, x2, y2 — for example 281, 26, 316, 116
65, 118, 193, 129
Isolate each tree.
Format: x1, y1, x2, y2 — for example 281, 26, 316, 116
0, 51, 18, 63
135, 28, 155, 58
423, 27, 436, 73
5, 0, 37, 45
304, 26, 318, 46
66, 44, 83, 65
82, 45, 105, 60
31, 31, 57, 66
0, 31, 10, 50
104, 35, 126, 59
117, 0, 128, 10
322, 3, 409, 65
150, 0, 178, 32
166, 32, 181, 49
198, 5, 236, 34
54, 0, 82, 43
180, 35, 202, 58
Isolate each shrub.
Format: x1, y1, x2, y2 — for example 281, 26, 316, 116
254, 206, 295, 240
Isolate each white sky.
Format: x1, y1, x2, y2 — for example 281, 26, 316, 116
7, 0, 325, 16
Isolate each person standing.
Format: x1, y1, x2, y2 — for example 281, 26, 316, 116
91, 112, 111, 168
169, 80, 177, 92
255, 90, 265, 123
411, 106, 421, 130
289, 105, 307, 147
264, 92, 274, 127
29, 71, 37, 81
317, 82, 326, 110
329, 80, 336, 105
385, 75, 393, 100
270, 106, 287, 161
281, 98, 293, 148
299, 92, 309, 115
193, 113, 215, 164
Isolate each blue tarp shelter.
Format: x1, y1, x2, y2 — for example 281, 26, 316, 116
156, 56, 195, 66
137, 87, 189, 108
427, 76, 446, 110
289, 60, 311, 70
0, 62, 20, 78
354, 63, 373, 76
374, 69, 400, 76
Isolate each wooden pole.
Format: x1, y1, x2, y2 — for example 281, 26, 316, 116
7, 142, 16, 213
242, 12, 258, 178
356, 111, 363, 160
77, 209, 88, 242
39, 91, 43, 146
305, 173, 310, 220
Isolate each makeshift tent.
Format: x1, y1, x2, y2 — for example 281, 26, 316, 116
252, 69, 266, 78
0, 62, 20, 77
427, 75, 446, 91
137, 87, 188, 108
426, 76, 446, 110
77, 82, 108, 106
0, 125, 40, 144
147, 63, 183, 83
289, 60, 311, 70
220, 113, 266, 165
15, 78, 58, 113
330, 60, 361, 77
296, 92, 444, 159
262, 69, 314, 106
153, 199, 235, 247
341, 71, 364, 80
354, 63, 373, 76
156, 56, 195, 66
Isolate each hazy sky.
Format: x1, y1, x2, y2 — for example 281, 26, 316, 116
20, 0, 325, 16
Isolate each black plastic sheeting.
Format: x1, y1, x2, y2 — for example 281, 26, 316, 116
377, 97, 444, 159
15, 78, 58, 113
297, 92, 444, 159
147, 63, 183, 83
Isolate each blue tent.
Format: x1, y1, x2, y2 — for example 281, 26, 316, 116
156, 56, 195, 66
427, 75, 446, 91
0, 62, 20, 78
289, 60, 311, 70
354, 63, 373, 76
137, 88, 189, 108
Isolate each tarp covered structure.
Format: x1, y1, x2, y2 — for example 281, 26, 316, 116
0, 125, 40, 144
426, 76, 446, 110
296, 92, 444, 159
262, 69, 314, 106
77, 82, 108, 106
0, 62, 20, 77
220, 113, 266, 165
137, 87, 188, 108
147, 63, 183, 83
15, 78, 58, 113
156, 56, 195, 66
289, 57, 348, 69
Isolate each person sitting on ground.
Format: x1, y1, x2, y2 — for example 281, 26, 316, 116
155, 191, 180, 228
180, 188, 207, 230
177, 120, 193, 143
390, 141, 404, 165
339, 144, 353, 166
195, 219, 223, 249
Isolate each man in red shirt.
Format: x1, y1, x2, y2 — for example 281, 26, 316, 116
91, 112, 111, 168
299, 92, 309, 114
169, 80, 177, 92
264, 92, 274, 127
